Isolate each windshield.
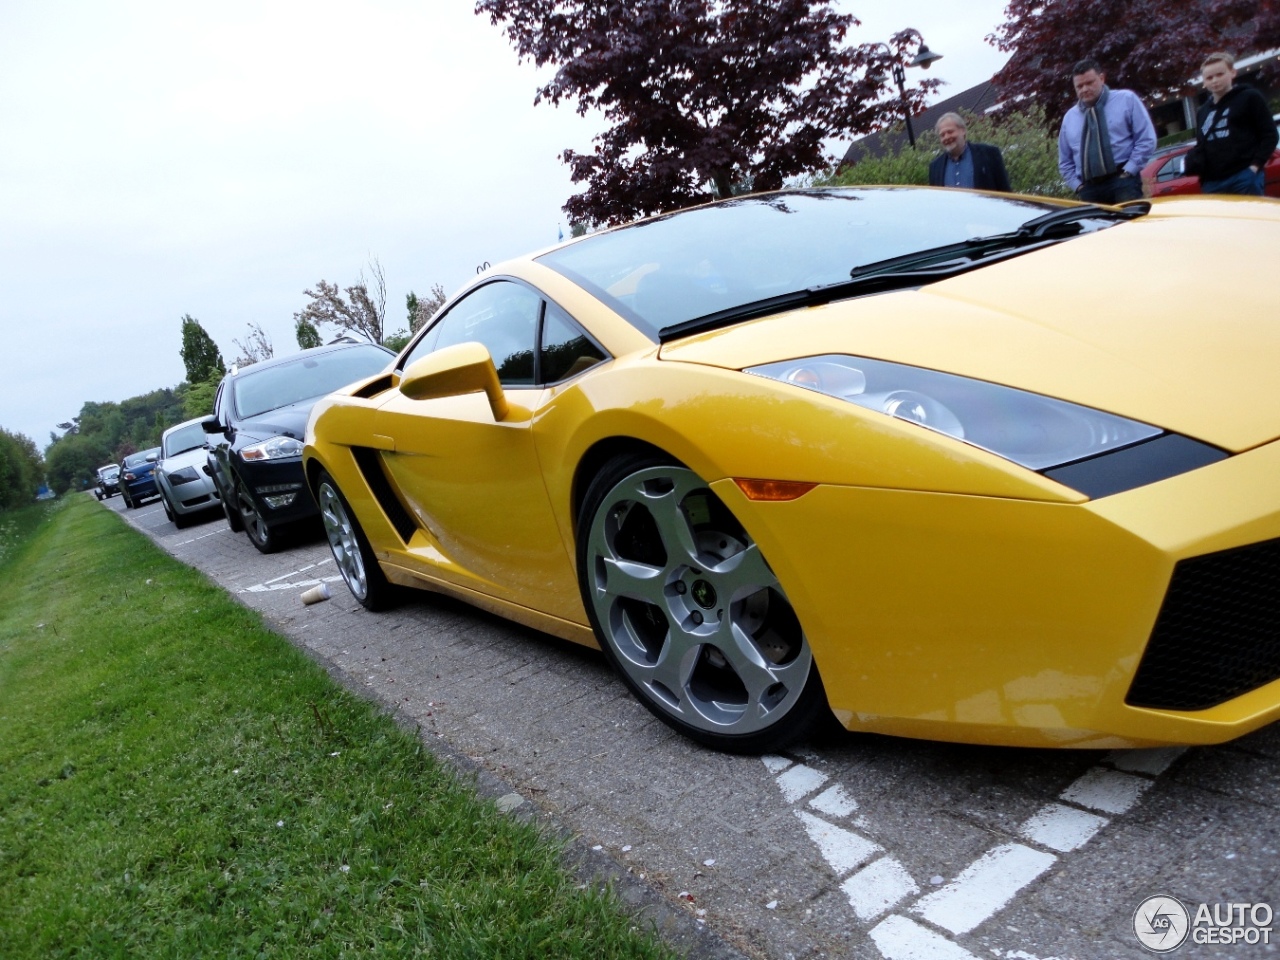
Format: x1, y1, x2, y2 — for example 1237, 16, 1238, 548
123, 448, 159, 468
163, 422, 207, 458
231, 344, 391, 419
537, 188, 1061, 339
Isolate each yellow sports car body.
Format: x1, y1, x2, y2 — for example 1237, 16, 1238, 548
304, 187, 1280, 753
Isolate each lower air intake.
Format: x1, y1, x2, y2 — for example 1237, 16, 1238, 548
1127, 537, 1280, 711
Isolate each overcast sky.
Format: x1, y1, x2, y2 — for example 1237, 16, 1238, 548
0, 0, 1010, 452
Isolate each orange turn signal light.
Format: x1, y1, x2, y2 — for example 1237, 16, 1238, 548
733, 478, 817, 502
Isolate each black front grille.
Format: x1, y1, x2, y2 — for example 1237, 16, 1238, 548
1127, 537, 1280, 711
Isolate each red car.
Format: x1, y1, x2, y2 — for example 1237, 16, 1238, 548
1143, 137, 1280, 198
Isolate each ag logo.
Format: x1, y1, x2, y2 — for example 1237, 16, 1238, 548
1134, 895, 1190, 952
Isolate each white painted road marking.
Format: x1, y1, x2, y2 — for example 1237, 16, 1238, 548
173, 528, 227, 546
1106, 746, 1184, 775
764, 746, 1187, 957
842, 857, 920, 922
1019, 802, 1108, 853
910, 843, 1057, 935
242, 575, 344, 594
794, 811, 880, 875
774, 763, 828, 803
808, 783, 858, 818
870, 915, 980, 960
1059, 767, 1152, 815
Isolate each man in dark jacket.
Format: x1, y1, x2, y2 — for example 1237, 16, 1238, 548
928, 113, 1011, 192
1185, 52, 1278, 195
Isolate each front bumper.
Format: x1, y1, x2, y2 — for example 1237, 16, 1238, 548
234, 456, 317, 526
713, 437, 1280, 748
157, 469, 221, 516
124, 476, 158, 501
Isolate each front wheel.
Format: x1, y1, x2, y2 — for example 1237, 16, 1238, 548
577, 453, 829, 754
316, 470, 397, 610
237, 485, 279, 554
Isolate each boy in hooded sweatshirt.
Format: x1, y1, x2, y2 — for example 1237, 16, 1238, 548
1186, 51, 1278, 196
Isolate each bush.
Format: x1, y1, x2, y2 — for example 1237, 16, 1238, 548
825, 106, 1074, 198
0, 428, 45, 510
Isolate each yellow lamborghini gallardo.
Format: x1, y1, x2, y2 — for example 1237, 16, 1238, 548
303, 187, 1280, 753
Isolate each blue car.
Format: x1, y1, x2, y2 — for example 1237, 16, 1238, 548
119, 447, 161, 509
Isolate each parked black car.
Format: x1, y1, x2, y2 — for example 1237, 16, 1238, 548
94, 463, 121, 500
203, 340, 394, 553
119, 448, 161, 509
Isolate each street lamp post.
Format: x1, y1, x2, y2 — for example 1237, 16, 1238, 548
875, 30, 943, 149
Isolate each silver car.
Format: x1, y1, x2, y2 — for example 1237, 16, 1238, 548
156, 417, 222, 527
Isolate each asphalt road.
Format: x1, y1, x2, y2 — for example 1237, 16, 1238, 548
105, 491, 1279, 960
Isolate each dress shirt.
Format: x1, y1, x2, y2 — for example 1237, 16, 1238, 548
945, 148, 975, 189
1057, 87, 1157, 191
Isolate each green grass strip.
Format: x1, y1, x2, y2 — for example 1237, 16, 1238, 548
0, 499, 679, 959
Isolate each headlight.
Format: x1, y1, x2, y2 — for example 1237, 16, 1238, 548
240, 436, 304, 461
747, 355, 1159, 470
166, 466, 200, 485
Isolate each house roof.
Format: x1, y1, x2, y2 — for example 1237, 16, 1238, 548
838, 78, 1004, 168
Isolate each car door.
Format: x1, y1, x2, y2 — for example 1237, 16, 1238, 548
374, 279, 593, 620
204, 379, 237, 502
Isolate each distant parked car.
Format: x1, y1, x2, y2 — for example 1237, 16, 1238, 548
156, 417, 222, 528
203, 341, 394, 553
119, 448, 161, 509
1142, 129, 1280, 198
94, 464, 121, 500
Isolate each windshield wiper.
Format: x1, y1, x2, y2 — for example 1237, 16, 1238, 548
847, 202, 1150, 281
658, 202, 1151, 343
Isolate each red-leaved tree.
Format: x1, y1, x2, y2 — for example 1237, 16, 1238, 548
990, 0, 1277, 130
476, 0, 941, 224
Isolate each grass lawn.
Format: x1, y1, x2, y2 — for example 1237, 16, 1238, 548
0, 497, 680, 959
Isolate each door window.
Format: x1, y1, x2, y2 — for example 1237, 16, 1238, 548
541, 301, 607, 382
403, 281, 540, 386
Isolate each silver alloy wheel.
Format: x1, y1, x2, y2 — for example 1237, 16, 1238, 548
583, 465, 813, 738
318, 480, 368, 601
237, 486, 272, 549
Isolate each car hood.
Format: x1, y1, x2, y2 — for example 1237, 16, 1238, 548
160, 446, 210, 474
659, 201, 1280, 453
233, 402, 313, 444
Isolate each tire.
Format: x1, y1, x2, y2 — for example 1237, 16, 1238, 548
165, 496, 192, 529
221, 479, 244, 532
122, 490, 134, 509
577, 453, 829, 754
316, 470, 397, 611
237, 484, 279, 554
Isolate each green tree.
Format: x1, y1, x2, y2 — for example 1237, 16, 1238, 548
44, 432, 110, 495
182, 378, 220, 420
295, 316, 322, 350
180, 314, 226, 385
827, 106, 1073, 198
0, 427, 44, 509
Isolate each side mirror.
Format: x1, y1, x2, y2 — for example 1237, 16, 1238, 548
146, 453, 157, 463
201, 416, 223, 434
399, 342, 509, 421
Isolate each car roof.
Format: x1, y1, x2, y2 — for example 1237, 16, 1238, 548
224, 339, 392, 380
